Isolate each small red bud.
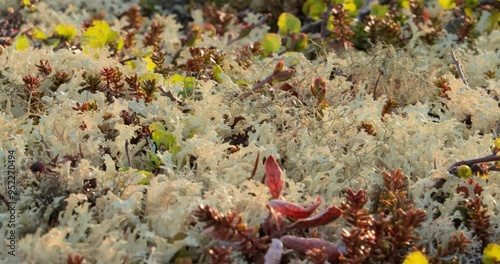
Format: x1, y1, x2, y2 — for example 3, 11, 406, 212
273, 60, 284, 74
311, 77, 326, 99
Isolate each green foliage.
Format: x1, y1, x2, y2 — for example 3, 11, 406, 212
169, 74, 196, 98
55, 24, 77, 40
302, 0, 327, 20
277, 12, 301, 35
212, 64, 223, 83
137, 170, 153, 185
439, 0, 456, 9
149, 122, 182, 154
261, 33, 282, 54
82, 20, 122, 49
15, 35, 30, 51
371, 3, 389, 19
32, 28, 47, 40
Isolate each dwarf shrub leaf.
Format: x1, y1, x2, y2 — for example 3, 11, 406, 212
137, 170, 153, 185
302, 0, 327, 20
371, 4, 389, 18
399, 0, 410, 7
32, 28, 47, 40
55, 24, 77, 40
213, 65, 223, 83
149, 123, 181, 154
278, 12, 301, 35
15, 35, 30, 51
83, 20, 114, 48
262, 33, 282, 54
439, 0, 456, 9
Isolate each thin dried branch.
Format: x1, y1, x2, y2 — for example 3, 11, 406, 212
451, 50, 469, 87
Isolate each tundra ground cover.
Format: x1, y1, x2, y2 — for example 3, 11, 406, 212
0, 0, 499, 263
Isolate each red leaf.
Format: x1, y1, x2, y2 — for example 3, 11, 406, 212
281, 235, 340, 263
287, 205, 342, 230
265, 155, 284, 199
268, 196, 322, 219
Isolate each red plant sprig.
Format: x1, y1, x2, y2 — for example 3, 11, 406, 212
193, 204, 268, 256
464, 195, 491, 249
264, 155, 284, 199
100, 67, 125, 101
35, 59, 52, 76
122, 6, 144, 31
143, 21, 164, 52
340, 189, 371, 228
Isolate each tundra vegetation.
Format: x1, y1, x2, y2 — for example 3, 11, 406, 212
0, 0, 499, 263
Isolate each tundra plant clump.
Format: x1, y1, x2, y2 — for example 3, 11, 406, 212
0, 0, 499, 263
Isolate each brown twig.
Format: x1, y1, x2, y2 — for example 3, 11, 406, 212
227, 14, 271, 45
119, 56, 138, 64
157, 85, 186, 106
447, 154, 500, 174
372, 69, 383, 100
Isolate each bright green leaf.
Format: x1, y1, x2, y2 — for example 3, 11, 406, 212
170, 74, 195, 97
213, 65, 223, 83
137, 170, 153, 185
116, 36, 124, 51
302, 0, 327, 20
149, 122, 181, 155
344, 0, 359, 15
139, 73, 161, 82
55, 24, 77, 40
15, 35, 29, 51
83, 20, 111, 48
148, 151, 162, 168
438, 0, 456, 9
145, 55, 156, 72
399, 0, 410, 8
464, 7, 473, 17
32, 28, 47, 40
107, 30, 119, 43
170, 74, 185, 84
371, 4, 389, 18
262, 33, 282, 54
278, 12, 301, 35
